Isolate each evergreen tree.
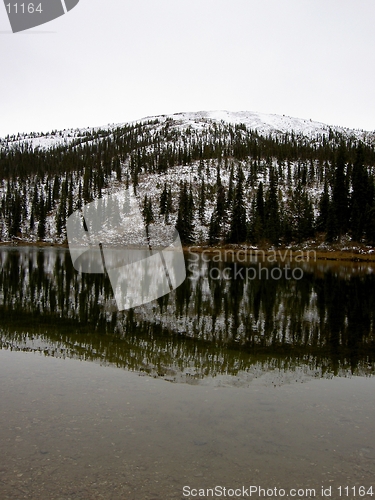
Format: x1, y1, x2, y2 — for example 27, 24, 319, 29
113, 156, 122, 181
365, 206, 375, 245
29, 208, 35, 232
22, 186, 28, 221
198, 179, 206, 223
249, 182, 265, 244
317, 180, 330, 232
142, 195, 155, 227
38, 196, 46, 240
68, 176, 74, 217
83, 167, 92, 203
365, 177, 375, 244
176, 181, 194, 243
56, 194, 67, 237
132, 166, 139, 195
52, 175, 60, 205
216, 163, 222, 188
159, 183, 168, 215
325, 201, 337, 243
47, 183, 52, 214
264, 168, 280, 245
289, 182, 315, 242
32, 185, 39, 219
228, 167, 247, 243
332, 145, 349, 237
350, 145, 368, 242
9, 193, 22, 237
77, 181, 82, 210
209, 184, 226, 244
256, 181, 265, 224
227, 163, 235, 210
165, 187, 173, 224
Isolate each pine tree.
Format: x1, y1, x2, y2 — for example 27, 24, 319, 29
22, 185, 27, 219
30, 209, 35, 232
228, 167, 247, 243
52, 175, 60, 205
249, 182, 265, 244
350, 145, 368, 242
317, 180, 330, 232
164, 186, 173, 224
142, 195, 155, 227
198, 180, 206, 223
9, 193, 22, 237
325, 201, 337, 243
216, 163, 222, 188
256, 182, 265, 224
264, 168, 280, 245
68, 176, 74, 217
113, 156, 122, 181
365, 177, 375, 244
159, 183, 168, 215
132, 166, 139, 195
38, 196, 46, 240
47, 183, 52, 213
32, 185, 39, 219
198, 159, 204, 177
289, 182, 315, 242
332, 145, 349, 237
77, 181, 82, 210
209, 184, 226, 244
227, 163, 235, 210
176, 181, 194, 243
56, 194, 67, 237
83, 167, 91, 203
365, 206, 375, 245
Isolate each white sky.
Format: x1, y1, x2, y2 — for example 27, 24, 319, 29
1, 0, 375, 137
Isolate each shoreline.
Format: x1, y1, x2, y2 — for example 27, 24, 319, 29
0, 240, 69, 248
2, 240, 375, 262
184, 246, 375, 262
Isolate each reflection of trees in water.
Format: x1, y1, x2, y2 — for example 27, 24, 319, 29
0, 249, 375, 377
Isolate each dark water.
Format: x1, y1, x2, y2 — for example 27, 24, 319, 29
0, 247, 375, 499
1, 247, 375, 379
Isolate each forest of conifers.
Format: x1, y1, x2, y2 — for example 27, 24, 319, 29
1, 117, 375, 246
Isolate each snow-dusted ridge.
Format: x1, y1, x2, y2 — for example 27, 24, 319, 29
136, 110, 375, 143
1, 110, 374, 151
146, 110, 371, 137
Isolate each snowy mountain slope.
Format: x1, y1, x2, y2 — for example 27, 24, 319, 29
1, 110, 374, 152
144, 110, 375, 142
2, 109, 375, 249
0, 125, 115, 152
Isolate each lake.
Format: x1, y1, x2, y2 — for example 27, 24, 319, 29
0, 247, 374, 499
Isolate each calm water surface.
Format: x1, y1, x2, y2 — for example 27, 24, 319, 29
0, 248, 374, 499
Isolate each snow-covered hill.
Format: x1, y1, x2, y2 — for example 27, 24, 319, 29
144, 110, 375, 142
1, 110, 374, 152
2, 109, 375, 249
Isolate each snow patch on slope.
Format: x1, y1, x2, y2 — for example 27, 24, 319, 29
140, 110, 375, 142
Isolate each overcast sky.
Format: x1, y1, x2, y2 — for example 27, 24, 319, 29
1, 0, 375, 137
